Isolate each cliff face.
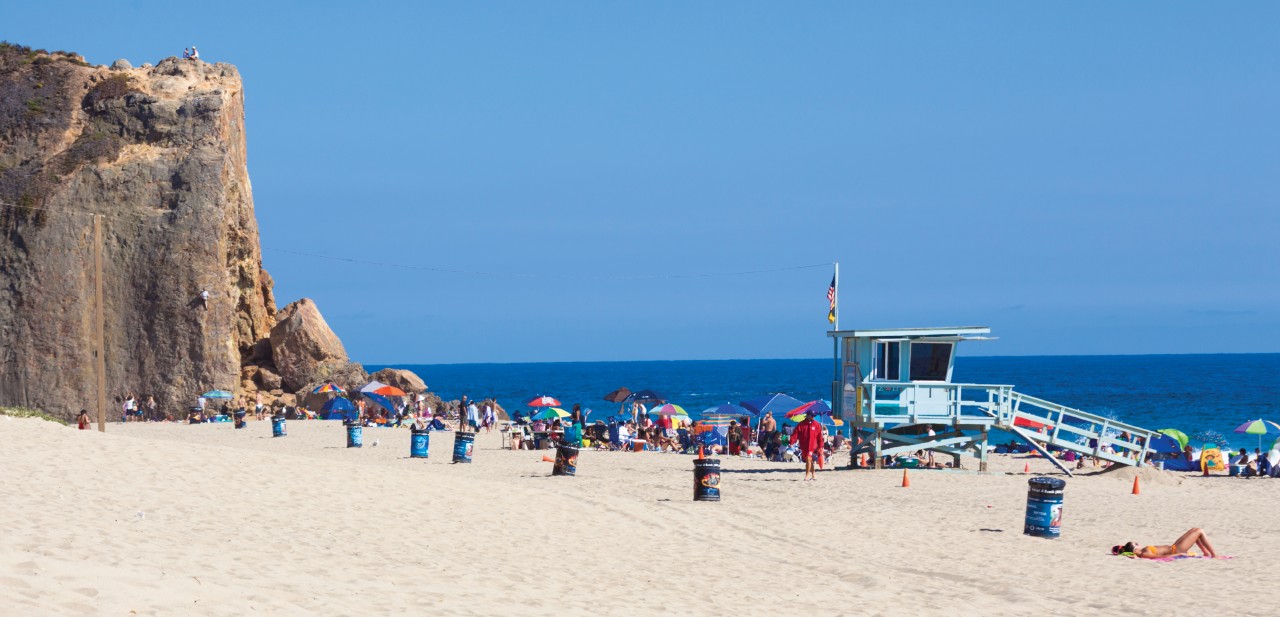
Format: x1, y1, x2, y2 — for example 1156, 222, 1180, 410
0, 45, 277, 418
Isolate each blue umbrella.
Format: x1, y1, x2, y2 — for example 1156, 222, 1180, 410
363, 392, 398, 416
740, 393, 804, 417
701, 403, 751, 418
201, 389, 233, 399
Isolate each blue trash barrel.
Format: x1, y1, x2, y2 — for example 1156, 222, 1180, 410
1024, 476, 1066, 538
271, 414, 286, 437
346, 423, 363, 448
553, 443, 579, 476
694, 458, 721, 501
452, 431, 475, 463
411, 428, 430, 458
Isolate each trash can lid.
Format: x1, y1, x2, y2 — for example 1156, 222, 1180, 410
1027, 476, 1066, 490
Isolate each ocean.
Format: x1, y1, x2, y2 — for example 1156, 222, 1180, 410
369, 353, 1280, 451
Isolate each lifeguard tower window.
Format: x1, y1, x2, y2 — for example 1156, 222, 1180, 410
875, 341, 900, 380
909, 342, 952, 381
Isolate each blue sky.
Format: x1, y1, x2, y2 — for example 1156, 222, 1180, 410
8, 1, 1278, 362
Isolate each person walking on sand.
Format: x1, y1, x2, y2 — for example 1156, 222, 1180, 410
483, 401, 495, 433
144, 395, 156, 422
793, 412, 823, 481
458, 395, 469, 431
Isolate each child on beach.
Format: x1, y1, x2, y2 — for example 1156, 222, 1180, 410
77, 410, 91, 430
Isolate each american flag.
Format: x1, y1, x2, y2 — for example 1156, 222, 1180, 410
826, 275, 837, 324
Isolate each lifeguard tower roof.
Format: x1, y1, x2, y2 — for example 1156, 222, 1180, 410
827, 326, 990, 339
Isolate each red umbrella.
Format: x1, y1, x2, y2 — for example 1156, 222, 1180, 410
374, 385, 406, 397
526, 395, 561, 408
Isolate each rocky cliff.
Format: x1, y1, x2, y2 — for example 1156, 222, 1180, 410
0, 44, 282, 418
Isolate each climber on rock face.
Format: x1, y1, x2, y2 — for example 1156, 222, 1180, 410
199, 289, 209, 309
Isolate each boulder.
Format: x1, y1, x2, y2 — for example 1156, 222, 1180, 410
256, 366, 282, 391
269, 299, 349, 392
110, 58, 132, 70
369, 368, 428, 394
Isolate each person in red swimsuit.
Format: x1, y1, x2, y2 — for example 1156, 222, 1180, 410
77, 409, 91, 430
792, 414, 823, 481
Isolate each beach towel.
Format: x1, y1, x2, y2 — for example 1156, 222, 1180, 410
1112, 552, 1234, 562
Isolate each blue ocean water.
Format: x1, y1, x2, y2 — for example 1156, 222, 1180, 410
370, 354, 1280, 450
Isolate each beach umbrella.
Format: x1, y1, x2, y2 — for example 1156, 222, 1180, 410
785, 400, 832, 422
649, 403, 688, 417
373, 385, 406, 397
740, 393, 804, 417
702, 403, 750, 417
311, 382, 345, 394
603, 388, 632, 403
1232, 419, 1280, 449
364, 392, 398, 415
201, 390, 233, 399
1158, 429, 1189, 450
360, 381, 389, 393
535, 407, 570, 420
626, 389, 668, 404
526, 395, 562, 408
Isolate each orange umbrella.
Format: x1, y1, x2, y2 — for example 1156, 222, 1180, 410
374, 385, 406, 397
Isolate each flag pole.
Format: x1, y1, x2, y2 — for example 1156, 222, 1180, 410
833, 260, 839, 331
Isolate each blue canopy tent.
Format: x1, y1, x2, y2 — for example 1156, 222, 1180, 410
320, 397, 357, 421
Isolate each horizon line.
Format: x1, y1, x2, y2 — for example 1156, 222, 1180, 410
364, 350, 1279, 368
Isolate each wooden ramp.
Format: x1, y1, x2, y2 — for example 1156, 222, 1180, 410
847, 383, 1160, 475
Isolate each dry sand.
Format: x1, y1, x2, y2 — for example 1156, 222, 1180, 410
2, 416, 1277, 616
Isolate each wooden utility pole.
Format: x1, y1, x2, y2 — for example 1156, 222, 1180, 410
94, 214, 106, 432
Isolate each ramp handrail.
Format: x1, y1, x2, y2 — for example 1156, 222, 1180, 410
849, 381, 1158, 468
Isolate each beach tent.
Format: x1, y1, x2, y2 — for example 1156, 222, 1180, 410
320, 396, 357, 421
1148, 434, 1183, 455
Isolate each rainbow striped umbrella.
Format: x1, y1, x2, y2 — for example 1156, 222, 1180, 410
312, 382, 345, 394
534, 407, 570, 420
1233, 419, 1280, 449
649, 403, 687, 417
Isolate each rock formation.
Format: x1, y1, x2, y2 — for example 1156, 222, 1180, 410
369, 368, 428, 395
0, 44, 432, 420
269, 298, 350, 392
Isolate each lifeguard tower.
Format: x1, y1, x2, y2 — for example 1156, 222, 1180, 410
828, 326, 1159, 475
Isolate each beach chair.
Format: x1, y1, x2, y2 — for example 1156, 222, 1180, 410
677, 429, 693, 453
607, 423, 623, 451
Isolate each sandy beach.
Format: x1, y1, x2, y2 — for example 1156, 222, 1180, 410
3, 415, 1277, 616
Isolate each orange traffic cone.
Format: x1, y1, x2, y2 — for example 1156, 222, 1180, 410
901, 469, 910, 488
1132, 476, 1141, 495
698, 446, 705, 460
542, 455, 554, 463
1024, 462, 1030, 473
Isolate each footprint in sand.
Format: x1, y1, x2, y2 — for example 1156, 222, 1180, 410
73, 587, 100, 597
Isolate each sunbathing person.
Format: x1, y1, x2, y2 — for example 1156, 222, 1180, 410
1112, 528, 1217, 559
